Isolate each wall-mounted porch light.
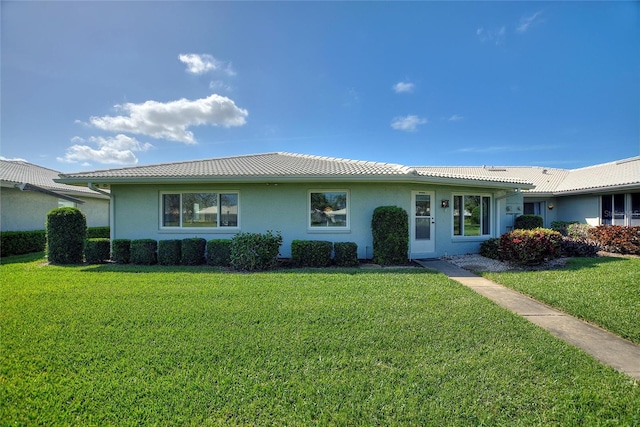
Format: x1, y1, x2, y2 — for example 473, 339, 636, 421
441, 199, 450, 208
548, 204, 554, 210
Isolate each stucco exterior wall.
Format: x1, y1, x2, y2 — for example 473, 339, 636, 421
110, 182, 523, 259
555, 195, 600, 226
0, 187, 110, 231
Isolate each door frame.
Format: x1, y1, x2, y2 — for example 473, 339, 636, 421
410, 190, 436, 259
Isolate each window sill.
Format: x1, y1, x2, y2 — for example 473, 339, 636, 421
307, 228, 351, 234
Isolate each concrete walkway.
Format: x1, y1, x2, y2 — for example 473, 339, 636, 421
415, 259, 640, 381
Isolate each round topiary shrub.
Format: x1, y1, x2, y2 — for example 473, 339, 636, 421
514, 214, 543, 230
46, 207, 87, 264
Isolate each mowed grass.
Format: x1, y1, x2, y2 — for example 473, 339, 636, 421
2, 254, 639, 426
484, 257, 640, 345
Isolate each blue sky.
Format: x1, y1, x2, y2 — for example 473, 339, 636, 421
2, 1, 638, 172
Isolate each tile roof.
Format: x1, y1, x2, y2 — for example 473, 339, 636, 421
412, 166, 556, 186
58, 152, 530, 185
553, 157, 640, 193
0, 160, 108, 197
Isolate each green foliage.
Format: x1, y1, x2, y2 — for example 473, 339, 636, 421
514, 214, 543, 230
87, 226, 110, 238
230, 231, 282, 271
206, 239, 232, 267
550, 221, 579, 236
0, 230, 47, 257
588, 225, 640, 255
560, 237, 600, 257
566, 223, 592, 240
46, 207, 87, 264
130, 239, 157, 265
85, 238, 111, 264
181, 238, 206, 265
479, 238, 501, 260
291, 240, 332, 267
333, 242, 359, 267
111, 239, 131, 264
500, 228, 563, 266
158, 240, 182, 265
371, 206, 408, 265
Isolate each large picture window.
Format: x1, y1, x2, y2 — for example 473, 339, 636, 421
453, 195, 491, 237
161, 192, 238, 228
309, 190, 349, 228
602, 193, 640, 226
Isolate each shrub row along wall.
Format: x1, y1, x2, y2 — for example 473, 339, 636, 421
108, 238, 233, 267
0, 226, 110, 258
291, 240, 359, 267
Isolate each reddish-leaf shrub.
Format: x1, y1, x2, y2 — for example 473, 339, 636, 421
500, 228, 563, 266
588, 226, 640, 255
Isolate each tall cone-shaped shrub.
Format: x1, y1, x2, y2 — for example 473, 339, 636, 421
46, 207, 87, 264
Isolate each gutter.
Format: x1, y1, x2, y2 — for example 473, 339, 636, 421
88, 182, 111, 197
16, 183, 85, 204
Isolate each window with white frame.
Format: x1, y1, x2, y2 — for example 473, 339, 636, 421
453, 194, 491, 237
161, 192, 238, 228
309, 190, 349, 228
601, 193, 640, 226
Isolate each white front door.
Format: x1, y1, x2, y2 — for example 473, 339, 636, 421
410, 191, 435, 258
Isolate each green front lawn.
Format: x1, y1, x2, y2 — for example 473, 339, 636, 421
484, 257, 640, 344
2, 254, 639, 425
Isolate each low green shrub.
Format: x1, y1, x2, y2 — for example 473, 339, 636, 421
158, 240, 182, 265
46, 207, 86, 264
0, 230, 47, 257
372, 206, 409, 265
334, 242, 359, 267
130, 239, 157, 265
181, 238, 206, 265
514, 214, 543, 230
206, 239, 232, 267
85, 238, 111, 264
479, 238, 501, 260
500, 228, 563, 266
230, 231, 282, 271
111, 239, 131, 264
551, 221, 579, 236
561, 237, 600, 257
588, 225, 640, 255
87, 226, 110, 239
291, 240, 332, 267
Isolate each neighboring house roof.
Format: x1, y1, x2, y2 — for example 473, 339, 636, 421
414, 156, 640, 195
56, 152, 534, 188
0, 160, 109, 201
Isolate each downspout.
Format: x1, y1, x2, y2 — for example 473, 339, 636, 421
88, 183, 114, 241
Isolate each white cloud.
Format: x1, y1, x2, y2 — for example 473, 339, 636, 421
517, 11, 544, 33
476, 26, 506, 45
0, 156, 28, 162
447, 114, 464, 122
87, 94, 248, 143
179, 53, 235, 76
58, 134, 153, 165
393, 81, 414, 94
391, 115, 427, 132
209, 80, 232, 92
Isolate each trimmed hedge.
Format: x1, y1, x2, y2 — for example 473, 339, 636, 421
111, 239, 131, 264
514, 214, 543, 230
479, 238, 501, 260
158, 240, 182, 265
46, 207, 87, 264
0, 230, 47, 257
206, 239, 232, 267
291, 240, 332, 267
551, 221, 580, 236
500, 228, 563, 266
372, 206, 409, 266
181, 238, 206, 265
130, 239, 157, 265
230, 231, 282, 271
87, 226, 110, 239
561, 237, 600, 257
589, 225, 640, 255
334, 242, 359, 267
85, 238, 111, 264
